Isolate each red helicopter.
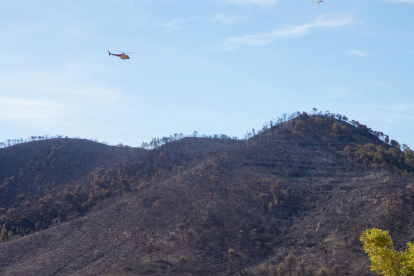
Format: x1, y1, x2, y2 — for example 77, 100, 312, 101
108, 50, 133, 60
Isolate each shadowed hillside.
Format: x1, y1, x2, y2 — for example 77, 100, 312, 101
0, 139, 145, 239
0, 138, 144, 200
0, 113, 414, 276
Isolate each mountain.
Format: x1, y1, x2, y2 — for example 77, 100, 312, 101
0, 113, 413, 276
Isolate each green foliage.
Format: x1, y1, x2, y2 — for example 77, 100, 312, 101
345, 142, 414, 174
293, 120, 307, 137
332, 122, 347, 136
360, 228, 414, 275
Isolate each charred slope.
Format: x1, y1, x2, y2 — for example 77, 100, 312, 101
92, 136, 244, 191
0, 139, 145, 241
0, 115, 414, 276
0, 136, 243, 244
0, 138, 144, 206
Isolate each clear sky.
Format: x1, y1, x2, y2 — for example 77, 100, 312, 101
1, 0, 413, 148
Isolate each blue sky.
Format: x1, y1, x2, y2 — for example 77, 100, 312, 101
0, 0, 413, 148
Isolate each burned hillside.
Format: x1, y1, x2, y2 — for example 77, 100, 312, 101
0, 113, 413, 275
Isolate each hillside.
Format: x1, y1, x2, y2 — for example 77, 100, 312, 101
0, 139, 145, 239
0, 114, 414, 276
0, 138, 144, 197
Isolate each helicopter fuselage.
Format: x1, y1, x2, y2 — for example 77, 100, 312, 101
108, 51, 130, 59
